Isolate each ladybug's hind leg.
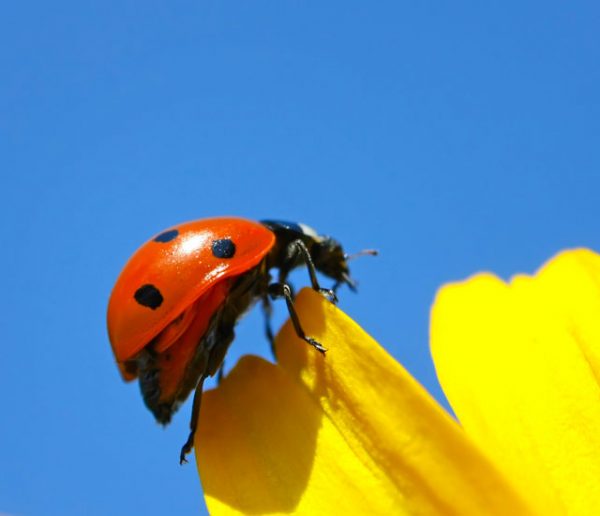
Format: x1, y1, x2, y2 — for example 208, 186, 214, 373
179, 376, 206, 465
179, 323, 236, 463
268, 282, 326, 354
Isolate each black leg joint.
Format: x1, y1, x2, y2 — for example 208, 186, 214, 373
284, 239, 338, 303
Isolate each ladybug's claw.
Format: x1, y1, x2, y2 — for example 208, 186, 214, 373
305, 337, 327, 354
318, 287, 338, 304
179, 438, 193, 465
179, 380, 204, 465
179, 454, 188, 465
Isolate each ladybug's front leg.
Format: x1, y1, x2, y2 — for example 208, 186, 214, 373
283, 239, 337, 303
267, 282, 326, 354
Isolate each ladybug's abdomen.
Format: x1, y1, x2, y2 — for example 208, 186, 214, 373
107, 218, 275, 376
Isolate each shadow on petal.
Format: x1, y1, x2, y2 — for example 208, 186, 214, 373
195, 355, 322, 514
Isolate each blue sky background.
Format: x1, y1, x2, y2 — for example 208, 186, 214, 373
2, 1, 599, 514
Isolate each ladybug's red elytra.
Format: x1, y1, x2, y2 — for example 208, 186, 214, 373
107, 217, 374, 463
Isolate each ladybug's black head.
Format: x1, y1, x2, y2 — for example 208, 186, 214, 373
310, 236, 356, 292
260, 219, 376, 293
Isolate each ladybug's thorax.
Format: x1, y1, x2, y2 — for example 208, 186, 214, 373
261, 220, 351, 287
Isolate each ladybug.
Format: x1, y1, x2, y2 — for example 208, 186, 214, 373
107, 217, 374, 463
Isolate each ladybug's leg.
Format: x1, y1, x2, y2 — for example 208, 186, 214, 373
285, 239, 337, 303
262, 295, 277, 358
180, 376, 206, 465
217, 364, 225, 385
268, 282, 326, 354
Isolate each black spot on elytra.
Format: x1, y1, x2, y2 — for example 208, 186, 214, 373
134, 284, 164, 309
154, 229, 179, 243
212, 238, 236, 259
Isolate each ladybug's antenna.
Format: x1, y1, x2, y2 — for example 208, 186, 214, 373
335, 249, 377, 293
344, 249, 378, 261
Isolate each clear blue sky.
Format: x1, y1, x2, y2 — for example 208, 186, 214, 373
2, 2, 599, 514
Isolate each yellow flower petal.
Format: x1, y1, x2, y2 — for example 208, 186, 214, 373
431, 249, 600, 514
197, 289, 532, 515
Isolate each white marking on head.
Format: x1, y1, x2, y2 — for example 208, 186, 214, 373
298, 223, 319, 238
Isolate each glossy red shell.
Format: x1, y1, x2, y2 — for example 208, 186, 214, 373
106, 217, 276, 369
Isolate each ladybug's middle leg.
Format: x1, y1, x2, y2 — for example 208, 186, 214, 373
261, 295, 277, 358
268, 282, 326, 354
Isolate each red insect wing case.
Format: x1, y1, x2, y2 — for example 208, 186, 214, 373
107, 217, 275, 377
